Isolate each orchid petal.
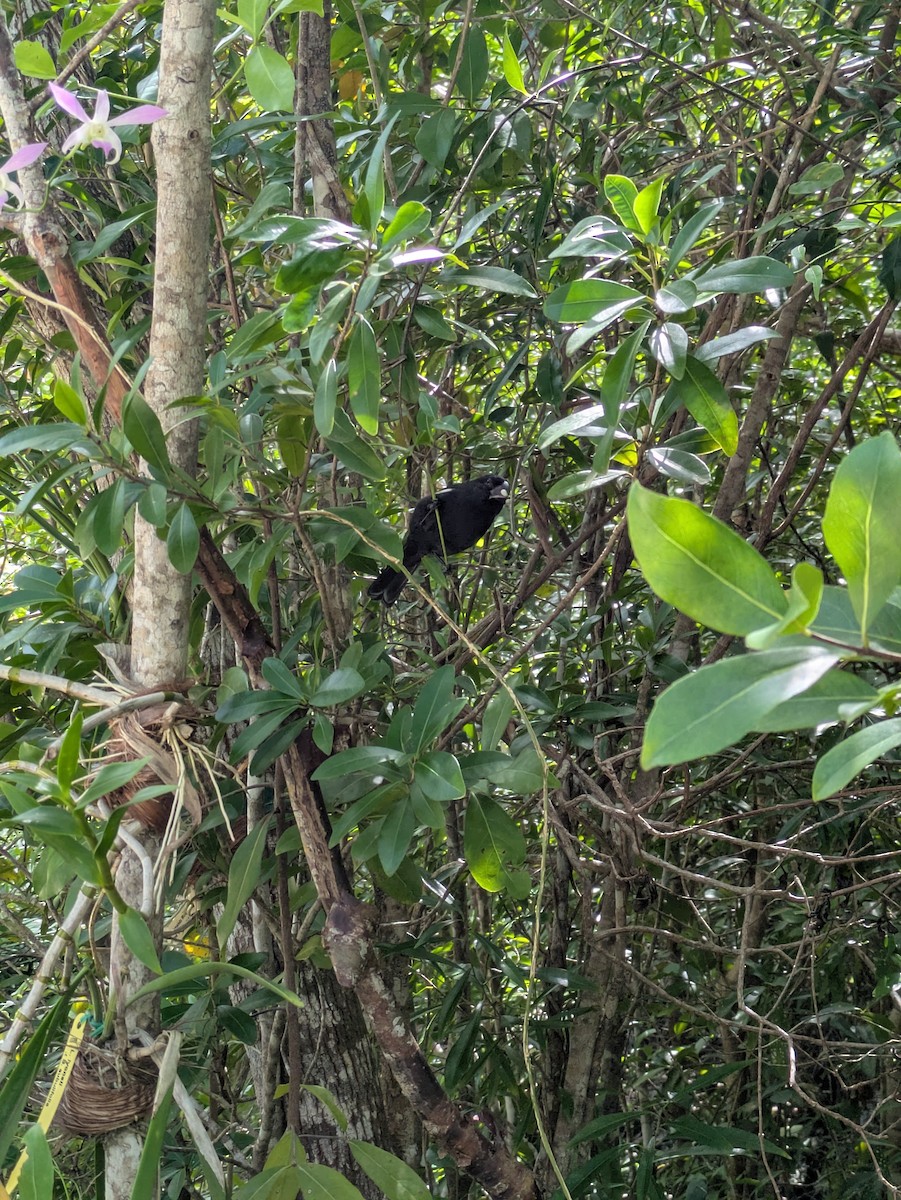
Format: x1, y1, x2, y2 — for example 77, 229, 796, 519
60, 130, 83, 155
94, 91, 110, 123
1, 143, 47, 172
107, 105, 168, 127
93, 132, 122, 163
0, 190, 8, 210
48, 83, 89, 122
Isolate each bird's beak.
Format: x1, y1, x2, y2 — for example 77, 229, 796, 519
490, 483, 509, 501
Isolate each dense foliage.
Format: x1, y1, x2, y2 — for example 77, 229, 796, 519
3, 0, 901, 1198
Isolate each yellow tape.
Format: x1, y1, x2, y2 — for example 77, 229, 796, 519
4, 1012, 88, 1196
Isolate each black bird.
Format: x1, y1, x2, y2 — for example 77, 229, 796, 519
368, 474, 509, 605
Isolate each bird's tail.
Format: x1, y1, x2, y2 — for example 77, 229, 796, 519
368, 566, 406, 605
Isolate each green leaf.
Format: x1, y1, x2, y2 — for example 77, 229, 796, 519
309, 668, 366, 707
0, 423, 94, 457
544, 279, 644, 323
666, 200, 724, 273
595, 323, 648, 469
138, 481, 168, 526
53, 379, 87, 424
122, 392, 171, 470
131, 960, 304, 1010
812, 719, 901, 801
649, 322, 688, 380
442, 265, 537, 297
130, 1082, 174, 1200
415, 110, 457, 170
347, 317, 380, 435
314, 359, 337, 437
627, 485, 787, 635
92, 477, 128, 556
381, 201, 431, 251
166, 503, 200, 574
18, 1123, 54, 1200
879, 234, 901, 300
349, 1141, 431, 1200
408, 664, 466, 752
118, 907, 163, 975
603, 174, 642, 234
312, 745, 406, 782
413, 751, 466, 802
325, 410, 386, 481
692, 255, 794, 295
453, 27, 489, 101
665, 354, 738, 454
746, 561, 824, 648
364, 119, 398, 233
237, 0, 268, 38
753, 670, 877, 733
634, 175, 665, 235
14, 41, 55, 79
244, 44, 295, 112
822, 432, 901, 640
646, 447, 710, 486
788, 163, 845, 195
217, 816, 271, 947
378, 796, 415, 875
641, 646, 840, 768
482, 690, 515, 750
502, 30, 528, 94
56, 710, 83, 793
464, 794, 529, 896
671, 1114, 790, 1158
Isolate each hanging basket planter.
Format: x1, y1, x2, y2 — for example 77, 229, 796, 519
54, 1040, 157, 1135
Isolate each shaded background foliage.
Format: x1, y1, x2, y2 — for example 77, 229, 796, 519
2, 0, 901, 1198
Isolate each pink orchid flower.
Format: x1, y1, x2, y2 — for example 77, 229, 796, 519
0, 142, 47, 211
48, 83, 167, 164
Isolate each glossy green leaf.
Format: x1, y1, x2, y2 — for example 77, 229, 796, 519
414, 109, 456, 170
812, 719, 901, 800
634, 175, 665, 235
649, 322, 688, 379
122, 391, 171, 470
349, 1141, 431, 1200
347, 317, 380, 435
166, 503, 200, 574
118, 907, 163, 975
18, 1123, 54, 1199
413, 751, 465, 802
309, 668, 366, 707
692, 255, 794, 295
628, 484, 787, 635
443, 265, 537, 297
14, 41, 55, 78
822, 432, 901, 639
464, 794, 529, 896
408, 665, 466, 752
753, 670, 877, 733
746, 562, 824, 648
53, 379, 87, 424
244, 44, 295, 112
453, 27, 489, 101
378, 796, 415, 875
502, 30, 528, 94
130, 1082, 175, 1200
603, 173, 642, 233
217, 816, 271, 947
381, 201, 431, 251
642, 646, 840, 767
665, 354, 738, 453
544, 279, 644, 323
